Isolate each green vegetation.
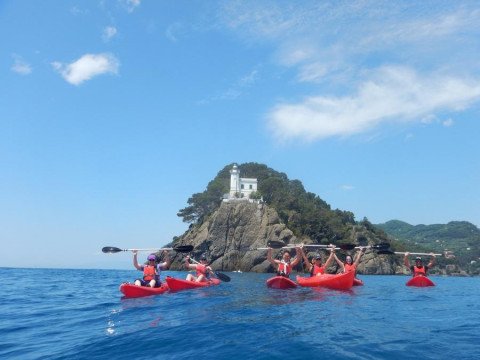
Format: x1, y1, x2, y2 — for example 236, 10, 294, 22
177, 162, 386, 245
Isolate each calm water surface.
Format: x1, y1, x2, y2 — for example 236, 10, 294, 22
0, 268, 479, 359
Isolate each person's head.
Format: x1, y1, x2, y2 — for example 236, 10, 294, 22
415, 257, 422, 266
147, 254, 156, 263
346, 255, 353, 265
313, 253, 322, 264
200, 254, 208, 263
282, 250, 291, 262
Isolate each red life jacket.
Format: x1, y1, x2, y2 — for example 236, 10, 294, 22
143, 265, 156, 281
278, 262, 291, 277
414, 266, 426, 276
344, 264, 356, 273
196, 264, 209, 278
311, 264, 325, 276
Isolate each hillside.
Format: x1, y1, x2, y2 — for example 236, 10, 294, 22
375, 220, 480, 275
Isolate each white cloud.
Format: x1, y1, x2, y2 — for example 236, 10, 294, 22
165, 22, 182, 42
267, 66, 480, 141
102, 27, 117, 42
123, 0, 140, 13
443, 118, 454, 127
341, 185, 355, 191
11, 54, 32, 75
52, 53, 119, 85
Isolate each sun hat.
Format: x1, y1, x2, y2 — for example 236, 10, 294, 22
147, 254, 156, 261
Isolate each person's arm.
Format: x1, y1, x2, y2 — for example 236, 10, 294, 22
185, 256, 197, 270
353, 247, 364, 268
160, 250, 170, 269
133, 251, 142, 271
427, 253, 436, 269
332, 245, 344, 271
267, 248, 278, 266
323, 248, 335, 270
291, 247, 302, 267
404, 252, 411, 268
299, 246, 312, 270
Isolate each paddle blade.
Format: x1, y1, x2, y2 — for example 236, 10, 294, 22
372, 243, 390, 250
102, 246, 123, 253
215, 272, 231, 282
267, 240, 286, 249
338, 244, 355, 250
173, 245, 193, 253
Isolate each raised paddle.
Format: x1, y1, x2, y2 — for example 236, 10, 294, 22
376, 250, 443, 256
102, 245, 194, 254
188, 257, 231, 282
287, 242, 390, 251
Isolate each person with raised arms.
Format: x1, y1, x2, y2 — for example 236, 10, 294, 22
132, 250, 170, 288
404, 252, 435, 277
333, 247, 365, 280
267, 245, 301, 278
185, 254, 215, 282
300, 245, 336, 276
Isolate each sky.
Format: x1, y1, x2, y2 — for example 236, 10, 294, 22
1, 0, 479, 269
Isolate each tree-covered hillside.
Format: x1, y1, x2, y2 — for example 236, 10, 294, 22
177, 162, 388, 245
376, 220, 480, 275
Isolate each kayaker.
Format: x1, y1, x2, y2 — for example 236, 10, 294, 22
404, 253, 435, 277
333, 247, 364, 279
132, 250, 170, 288
185, 254, 215, 282
267, 246, 301, 278
300, 245, 336, 276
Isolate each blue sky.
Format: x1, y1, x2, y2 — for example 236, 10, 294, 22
1, 0, 479, 269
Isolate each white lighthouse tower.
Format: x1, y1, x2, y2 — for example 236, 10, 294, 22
225, 164, 258, 201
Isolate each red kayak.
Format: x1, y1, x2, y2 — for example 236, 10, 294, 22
266, 276, 297, 289
406, 276, 435, 287
165, 276, 220, 291
296, 271, 354, 290
353, 278, 364, 286
119, 282, 169, 298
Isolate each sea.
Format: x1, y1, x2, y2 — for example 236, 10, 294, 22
0, 268, 479, 360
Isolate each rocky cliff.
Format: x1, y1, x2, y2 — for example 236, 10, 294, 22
168, 201, 403, 275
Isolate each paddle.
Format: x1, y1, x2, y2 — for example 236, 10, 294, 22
376, 250, 443, 256
102, 245, 194, 254
286, 243, 390, 251
188, 257, 231, 282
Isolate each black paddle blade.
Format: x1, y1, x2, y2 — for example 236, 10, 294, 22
372, 243, 390, 250
102, 246, 123, 253
338, 244, 356, 250
173, 245, 193, 253
215, 272, 231, 282
376, 250, 394, 255
267, 240, 286, 249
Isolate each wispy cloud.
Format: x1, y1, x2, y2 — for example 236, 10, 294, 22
199, 68, 259, 103
123, 0, 140, 13
52, 53, 119, 85
102, 27, 117, 42
214, 1, 480, 141
267, 66, 480, 141
443, 118, 454, 127
11, 54, 32, 75
341, 185, 355, 191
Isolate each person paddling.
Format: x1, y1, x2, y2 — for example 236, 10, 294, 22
404, 252, 435, 277
267, 245, 301, 278
300, 245, 336, 276
333, 247, 364, 280
185, 254, 215, 282
133, 250, 170, 288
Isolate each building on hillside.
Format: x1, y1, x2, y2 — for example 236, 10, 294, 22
223, 164, 260, 202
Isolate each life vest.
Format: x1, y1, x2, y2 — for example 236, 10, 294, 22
344, 264, 356, 273
414, 265, 426, 277
311, 264, 325, 276
277, 261, 291, 277
143, 265, 156, 281
196, 264, 210, 278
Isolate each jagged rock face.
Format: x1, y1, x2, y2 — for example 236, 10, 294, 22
169, 201, 296, 273
169, 201, 401, 275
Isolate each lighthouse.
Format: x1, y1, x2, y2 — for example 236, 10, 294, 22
226, 164, 258, 201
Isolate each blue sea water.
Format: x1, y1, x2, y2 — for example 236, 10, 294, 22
0, 268, 479, 360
